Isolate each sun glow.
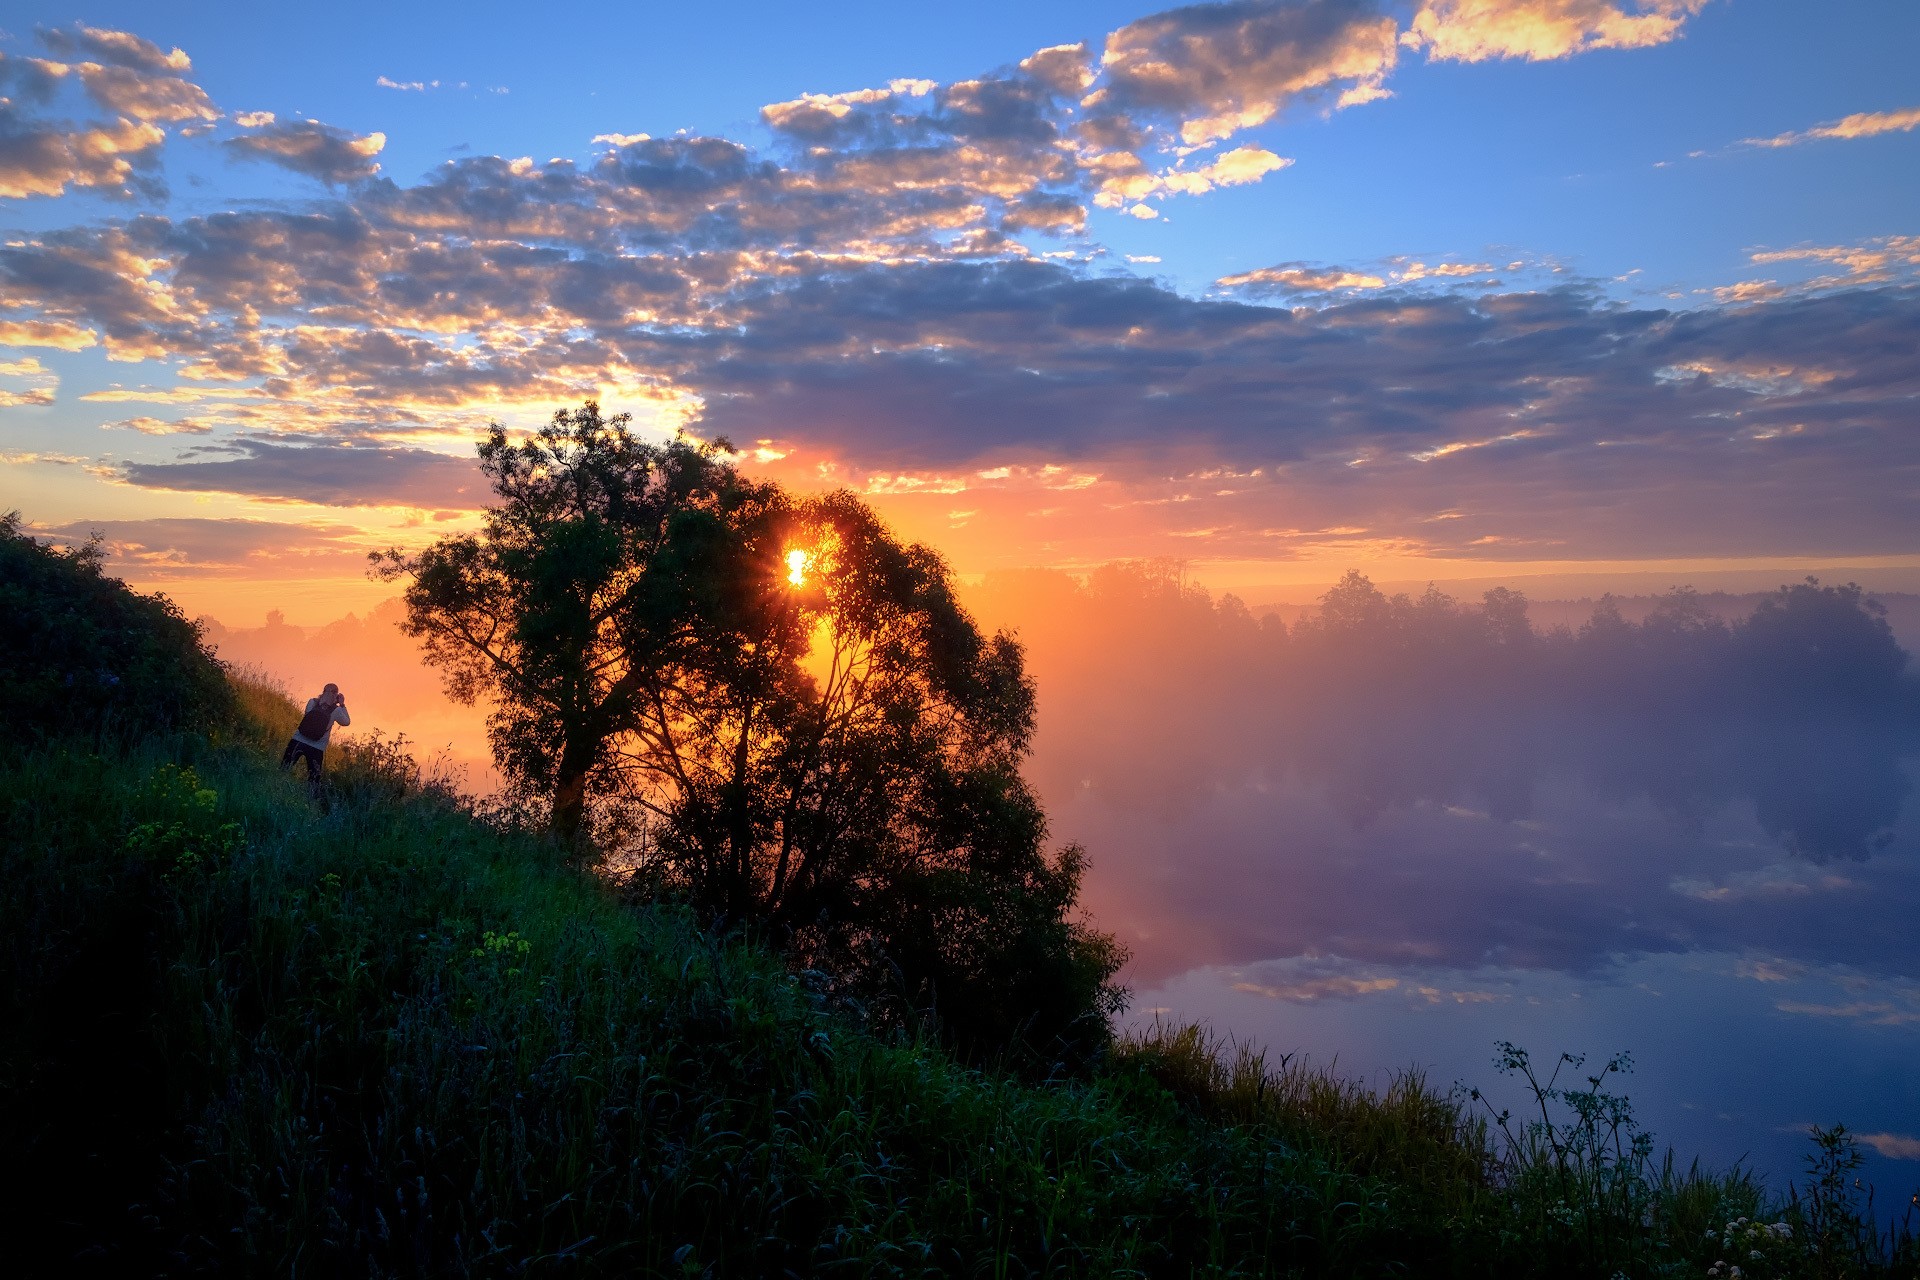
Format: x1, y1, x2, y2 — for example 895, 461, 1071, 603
786, 548, 810, 587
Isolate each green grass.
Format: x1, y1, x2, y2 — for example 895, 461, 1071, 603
2, 673, 1914, 1277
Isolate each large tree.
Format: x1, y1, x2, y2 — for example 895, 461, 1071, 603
375, 403, 1123, 1057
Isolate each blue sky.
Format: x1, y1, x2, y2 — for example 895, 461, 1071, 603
2, 0, 1917, 616
14, 0, 1912, 287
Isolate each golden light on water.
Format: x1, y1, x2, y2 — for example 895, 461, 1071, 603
786, 548, 810, 587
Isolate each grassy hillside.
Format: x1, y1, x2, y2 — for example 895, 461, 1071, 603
2, 527, 1915, 1277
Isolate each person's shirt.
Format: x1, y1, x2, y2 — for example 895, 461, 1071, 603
292, 698, 350, 750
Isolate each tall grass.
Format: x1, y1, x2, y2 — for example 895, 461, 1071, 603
1, 674, 1914, 1277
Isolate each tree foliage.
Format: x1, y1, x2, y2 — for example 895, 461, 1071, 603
376, 403, 1124, 1058
0, 510, 231, 738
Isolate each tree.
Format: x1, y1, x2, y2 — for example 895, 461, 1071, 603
1, 510, 231, 737
375, 403, 1123, 1059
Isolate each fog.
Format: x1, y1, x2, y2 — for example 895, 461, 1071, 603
963, 566, 1920, 987
201, 600, 498, 792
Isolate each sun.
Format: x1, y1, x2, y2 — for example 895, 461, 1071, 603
786, 548, 810, 587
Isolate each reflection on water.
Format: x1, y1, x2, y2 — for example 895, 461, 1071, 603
967, 566, 1920, 1188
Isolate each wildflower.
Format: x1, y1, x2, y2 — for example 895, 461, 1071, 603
471, 929, 533, 963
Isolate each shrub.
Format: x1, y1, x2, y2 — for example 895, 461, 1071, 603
0, 510, 230, 739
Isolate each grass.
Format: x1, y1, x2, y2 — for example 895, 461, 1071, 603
2, 671, 1915, 1278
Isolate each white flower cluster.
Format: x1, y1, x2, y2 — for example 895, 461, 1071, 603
1705, 1217, 1794, 1278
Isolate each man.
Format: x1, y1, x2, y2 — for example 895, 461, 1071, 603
281, 682, 350, 793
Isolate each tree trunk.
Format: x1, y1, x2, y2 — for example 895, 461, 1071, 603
553, 740, 591, 849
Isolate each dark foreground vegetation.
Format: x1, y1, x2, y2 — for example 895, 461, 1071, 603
5, 504, 1919, 1278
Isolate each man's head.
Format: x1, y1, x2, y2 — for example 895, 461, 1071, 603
322, 682, 342, 702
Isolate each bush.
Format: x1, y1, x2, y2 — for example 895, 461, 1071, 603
0, 511, 230, 739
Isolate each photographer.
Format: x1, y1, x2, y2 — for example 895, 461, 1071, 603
280, 682, 350, 794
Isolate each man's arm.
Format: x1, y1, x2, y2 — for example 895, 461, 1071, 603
333, 703, 351, 727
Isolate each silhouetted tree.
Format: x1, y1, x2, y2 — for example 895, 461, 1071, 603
375, 403, 782, 845
376, 403, 1124, 1058
1, 510, 230, 736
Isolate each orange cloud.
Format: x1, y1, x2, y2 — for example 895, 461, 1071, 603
1107, 145, 1293, 205
0, 319, 98, 349
0, 355, 58, 406
1217, 265, 1386, 291
1404, 0, 1709, 64
1744, 105, 1920, 149
101, 415, 213, 435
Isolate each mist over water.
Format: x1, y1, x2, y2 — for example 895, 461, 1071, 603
967, 566, 1920, 1188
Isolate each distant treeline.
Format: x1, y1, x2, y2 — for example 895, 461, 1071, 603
973, 566, 1919, 861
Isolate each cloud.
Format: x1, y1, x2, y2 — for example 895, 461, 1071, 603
223, 119, 386, 183
759, 78, 938, 139
0, 353, 57, 405
1, 15, 1914, 568
1089, 0, 1400, 146
1395, 258, 1497, 281
1131, 145, 1294, 200
0, 317, 98, 348
1743, 105, 1920, 149
0, 101, 166, 199
377, 76, 440, 92
73, 61, 217, 123
1706, 280, 1784, 304
0, 27, 221, 199
1233, 971, 1401, 1001
1773, 1000, 1920, 1027
0, 449, 87, 465
35, 24, 193, 74
1218, 262, 1387, 291
1744, 235, 1920, 291
1858, 1132, 1920, 1160
1404, 0, 1709, 64
1218, 257, 1504, 293
80, 386, 261, 405
101, 414, 212, 435
26, 26, 217, 125
43, 515, 374, 575
119, 436, 487, 509
10, 169, 1919, 561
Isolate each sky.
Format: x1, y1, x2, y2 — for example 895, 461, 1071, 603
2, 0, 1919, 623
